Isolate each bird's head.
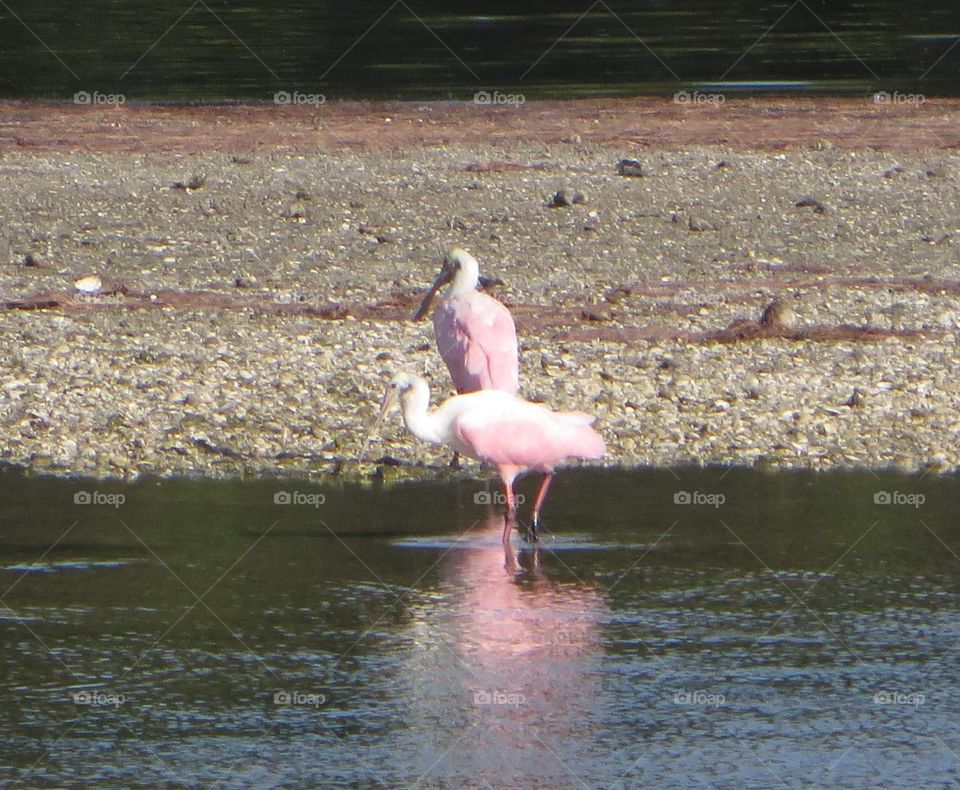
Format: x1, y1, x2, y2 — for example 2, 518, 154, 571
359, 372, 428, 461
412, 247, 490, 320
379, 371, 421, 414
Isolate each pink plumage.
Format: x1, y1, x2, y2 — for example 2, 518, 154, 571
434, 292, 519, 394
414, 248, 519, 396
454, 403, 604, 471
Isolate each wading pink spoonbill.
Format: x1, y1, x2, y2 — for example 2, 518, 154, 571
363, 372, 605, 542
413, 248, 519, 396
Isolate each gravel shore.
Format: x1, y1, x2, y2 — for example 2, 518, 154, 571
1, 101, 959, 479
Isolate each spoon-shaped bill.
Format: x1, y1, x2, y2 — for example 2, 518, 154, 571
412, 258, 459, 321
412, 278, 442, 321
359, 384, 402, 462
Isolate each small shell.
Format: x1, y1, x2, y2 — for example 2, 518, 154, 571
73, 274, 102, 294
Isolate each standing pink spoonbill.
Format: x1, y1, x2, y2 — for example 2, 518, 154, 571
413, 248, 519, 396
362, 372, 605, 542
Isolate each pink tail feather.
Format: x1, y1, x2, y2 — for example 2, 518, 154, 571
565, 422, 606, 460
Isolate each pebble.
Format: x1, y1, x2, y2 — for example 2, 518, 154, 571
795, 195, 827, 213
688, 215, 715, 232
547, 189, 584, 208
616, 159, 644, 177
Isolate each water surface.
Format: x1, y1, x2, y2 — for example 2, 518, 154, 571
1, 465, 958, 787
2, 2, 958, 100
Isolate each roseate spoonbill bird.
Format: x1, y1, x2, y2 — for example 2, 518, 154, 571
413, 248, 519, 396
363, 372, 605, 542
413, 248, 519, 468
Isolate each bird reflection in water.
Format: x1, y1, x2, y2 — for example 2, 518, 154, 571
397, 511, 609, 786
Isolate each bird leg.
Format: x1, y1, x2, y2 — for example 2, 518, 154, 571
501, 481, 518, 543
527, 473, 553, 542
448, 451, 461, 469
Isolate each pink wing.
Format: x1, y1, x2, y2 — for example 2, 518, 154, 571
434, 293, 519, 394
454, 403, 605, 470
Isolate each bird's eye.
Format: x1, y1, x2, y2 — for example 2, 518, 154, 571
389, 382, 398, 389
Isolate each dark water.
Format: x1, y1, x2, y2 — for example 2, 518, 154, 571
1, 464, 959, 788
0, 2, 958, 100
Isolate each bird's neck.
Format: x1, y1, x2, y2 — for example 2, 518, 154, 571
400, 382, 442, 444
448, 259, 479, 296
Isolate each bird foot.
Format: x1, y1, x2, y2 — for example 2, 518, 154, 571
523, 516, 541, 544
